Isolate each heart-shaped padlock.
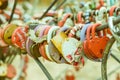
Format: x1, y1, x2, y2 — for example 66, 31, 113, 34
87, 23, 109, 60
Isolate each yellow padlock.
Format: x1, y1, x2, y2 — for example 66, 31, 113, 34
51, 32, 67, 54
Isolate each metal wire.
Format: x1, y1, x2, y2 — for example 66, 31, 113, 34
34, 58, 53, 80
8, 0, 18, 23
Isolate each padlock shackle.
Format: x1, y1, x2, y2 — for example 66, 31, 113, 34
44, 26, 51, 35
92, 23, 101, 39
108, 17, 120, 43
109, 6, 117, 16
58, 13, 72, 27
63, 13, 72, 21
86, 25, 93, 41
99, 0, 104, 6
77, 12, 83, 23
38, 26, 47, 38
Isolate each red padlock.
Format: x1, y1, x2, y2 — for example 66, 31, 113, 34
12, 26, 28, 49
87, 23, 109, 59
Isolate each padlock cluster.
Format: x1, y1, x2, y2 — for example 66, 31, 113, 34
0, 0, 120, 79
0, 0, 120, 65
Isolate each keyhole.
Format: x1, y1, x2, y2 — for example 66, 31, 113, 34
59, 56, 62, 60
8, 36, 11, 39
100, 49, 103, 54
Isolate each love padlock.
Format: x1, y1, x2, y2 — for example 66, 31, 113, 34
12, 26, 28, 49
61, 37, 81, 63
39, 26, 52, 61
2, 24, 18, 45
49, 32, 68, 63
44, 26, 56, 61
87, 23, 109, 60
48, 40, 68, 63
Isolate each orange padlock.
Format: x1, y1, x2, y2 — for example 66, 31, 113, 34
87, 23, 109, 59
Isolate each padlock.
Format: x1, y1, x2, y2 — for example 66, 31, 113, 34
47, 26, 60, 43
39, 41, 50, 60
30, 44, 41, 58
39, 26, 52, 61
12, 26, 28, 49
2, 24, 18, 45
87, 23, 109, 60
0, 0, 8, 10
7, 64, 16, 79
49, 31, 68, 63
51, 32, 67, 54
25, 37, 34, 57
61, 37, 81, 63
48, 40, 68, 63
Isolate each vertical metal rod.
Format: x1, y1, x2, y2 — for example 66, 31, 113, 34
8, 0, 18, 23
34, 58, 53, 80
39, 0, 58, 20
101, 37, 115, 80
